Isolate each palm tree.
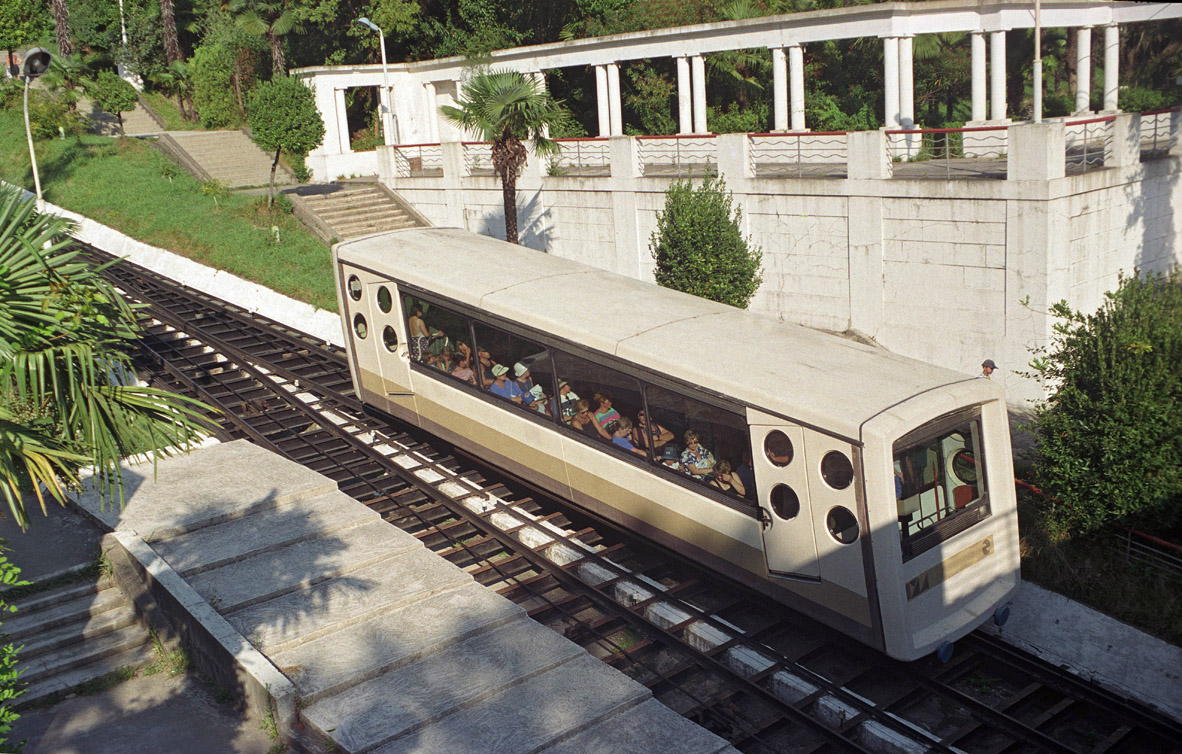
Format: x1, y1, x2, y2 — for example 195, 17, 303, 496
229, 0, 300, 77
49, 0, 74, 57
441, 70, 561, 245
161, 0, 183, 66
152, 60, 195, 122
0, 188, 213, 530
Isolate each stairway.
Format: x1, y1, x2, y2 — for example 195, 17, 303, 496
5, 580, 154, 707
82, 98, 162, 137
164, 130, 296, 189
289, 183, 427, 242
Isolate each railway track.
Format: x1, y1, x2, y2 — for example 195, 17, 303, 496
87, 245, 1182, 754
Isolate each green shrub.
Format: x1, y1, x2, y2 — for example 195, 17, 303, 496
248, 76, 324, 204
191, 44, 241, 129
650, 176, 763, 309
1118, 86, 1171, 114
27, 93, 87, 139
0, 543, 27, 748
1027, 270, 1182, 540
89, 71, 139, 134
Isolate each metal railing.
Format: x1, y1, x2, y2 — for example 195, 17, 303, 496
636, 134, 717, 176
885, 125, 1009, 180
391, 143, 444, 177
462, 141, 495, 176
747, 131, 848, 178
1110, 527, 1182, 583
1140, 106, 1179, 160
549, 137, 611, 176
1064, 115, 1114, 173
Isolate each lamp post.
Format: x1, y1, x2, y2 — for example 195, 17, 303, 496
21, 48, 53, 205
1033, 0, 1043, 122
356, 17, 394, 146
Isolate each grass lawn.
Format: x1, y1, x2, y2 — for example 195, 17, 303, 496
139, 92, 206, 132
1, 105, 336, 312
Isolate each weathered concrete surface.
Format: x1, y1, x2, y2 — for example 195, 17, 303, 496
0, 498, 104, 582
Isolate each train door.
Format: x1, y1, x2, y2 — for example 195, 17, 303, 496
339, 265, 414, 405
748, 409, 820, 579
803, 430, 868, 599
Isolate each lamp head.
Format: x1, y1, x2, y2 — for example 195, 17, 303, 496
21, 48, 53, 80
355, 17, 380, 33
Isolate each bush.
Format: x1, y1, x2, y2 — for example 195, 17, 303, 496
27, 92, 87, 139
1118, 86, 1172, 114
650, 176, 763, 309
247, 76, 324, 203
1028, 270, 1182, 539
89, 71, 139, 133
191, 43, 241, 129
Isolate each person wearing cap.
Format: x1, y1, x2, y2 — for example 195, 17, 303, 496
489, 363, 525, 403
659, 444, 684, 473
527, 384, 551, 416
558, 380, 580, 423
512, 362, 535, 395
978, 359, 997, 380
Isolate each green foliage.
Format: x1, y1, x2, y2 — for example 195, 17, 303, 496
89, 72, 139, 133
1118, 86, 1172, 114
650, 176, 762, 309
0, 542, 26, 748
26, 91, 87, 140
708, 100, 768, 134
1027, 271, 1182, 540
624, 64, 675, 136
191, 43, 242, 129
0, 0, 46, 53
248, 75, 324, 156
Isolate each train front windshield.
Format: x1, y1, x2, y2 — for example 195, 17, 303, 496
893, 410, 989, 561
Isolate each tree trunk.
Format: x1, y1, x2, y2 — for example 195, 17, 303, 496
234, 68, 245, 116
269, 33, 285, 77
270, 148, 280, 206
50, 0, 74, 57
117, 113, 125, 136
501, 169, 518, 245
161, 0, 182, 65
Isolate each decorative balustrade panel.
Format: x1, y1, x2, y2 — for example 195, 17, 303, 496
1064, 117, 1114, 173
393, 144, 444, 177
1140, 108, 1179, 160
886, 127, 1009, 179
748, 132, 848, 178
636, 136, 717, 177
550, 138, 612, 177
463, 142, 495, 176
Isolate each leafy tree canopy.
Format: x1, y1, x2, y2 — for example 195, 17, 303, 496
0, 0, 47, 54
248, 74, 325, 201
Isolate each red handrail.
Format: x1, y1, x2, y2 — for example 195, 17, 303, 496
747, 130, 849, 137
391, 142, 442, 149
1140, 106, 1181, 116
553, 136, 610, 142
635, 133, 718, 140
1127, 528, 1182, 554
884, 125, 1009, 135
1065, 115, 1116, 126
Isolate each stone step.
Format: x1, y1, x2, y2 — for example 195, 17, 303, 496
272, 581, 523, 704
186, 519, 418, 614
4, 586, 125, 640
299, 187, 383, 202
152, 491, 379, 578
312, 198, 401, 217
301, 615, 585, 753
536, 698, 738, 754
18, 623, 151, 686
18, 604, 139, 661
334, 219, 418, 237
227, 547, 468, 654
6, 580, 97, 616
17, 644, 156, 709
325, 212, 412, 231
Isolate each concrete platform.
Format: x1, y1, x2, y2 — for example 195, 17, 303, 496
70, 440, 736, 754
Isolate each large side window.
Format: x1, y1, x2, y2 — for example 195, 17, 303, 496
553, 351, 646, 458
402, 294, 478, 388
645, 385, 755, 502
472, 322, 556, 418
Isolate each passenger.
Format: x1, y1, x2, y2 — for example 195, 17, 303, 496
513, 363, 535, 393
632, 409, 674, 452
680, 430, 716, 481
659, 444, 684, 473
527, 384, 551, 416
431, 345, 455, 373
450, 353, 476, 386
455, 340, 473, 364
557, 380, 580, 423
488, 364, 525, 403
610, 417, 647, 458
592, 393, 623, 436
407, 305, 435, 362
735, 452, 756, 500
476, 348, 497, 387
571, 399, 608, 440
709, 460, 746, 497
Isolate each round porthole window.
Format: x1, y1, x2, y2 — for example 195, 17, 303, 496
353, 314, 368, 339
820, 451, 854, 490
769, 484, 800, 520
764, 431, 794, 467
377, 286, 393, 313
347, 275, 362, 301
382, 326, 398, 352
952, 449, 978, 485
826, 507, 859, 544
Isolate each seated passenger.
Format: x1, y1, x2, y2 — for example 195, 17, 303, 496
513, 363, 535, 393
557, 380, 580, 423
709, 460, 746, 497
659, 444, 684, 473
450, 353, 476, 386
407, 305, 435, 362
488, 364, 525, 403
476, 348, 497, 387
527, 384, 551, 416
633, 410, 674, 452
431, 345, 455, 373
610, 417, 647, 458
593, 393, 623, 435
680, 430, 716, 481
735, 452, 756, 500
571, 399, 609, 440
455, 340, 473, 364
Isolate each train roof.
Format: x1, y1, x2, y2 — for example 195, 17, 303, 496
337, 227, 986, 440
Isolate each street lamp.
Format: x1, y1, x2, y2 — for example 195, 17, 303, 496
21, 47, 53, 204
1033, 0, 1043, 122
356, 17, 395, 146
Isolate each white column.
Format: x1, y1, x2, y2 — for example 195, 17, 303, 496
606, 62, 623, 136
677, 56, 693, 134
971, 32, 987, 121
772, 47, 788, 132
789, 43, 806, 131
1075, 27, 1092, 114
530, 72, 550, 138
883, 36, 900, 128
334, 88, 350, 153
595, 65, 610, 137
691, 54, 708, 133
990, 31, 1007, 121
424, 83, 439, 142
1103, 24, 1120, 111
899, 35, 914, 128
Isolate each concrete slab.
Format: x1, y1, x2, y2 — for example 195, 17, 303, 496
273, 580, 523, 702
370, 654, 649, 754
536, 698, 733, 754
226, 547, 469, 653
303, 614, 586, 752
185, 519, 417, 614
0, 499, 104, 582
149, 491, 380, 576
72, 440, 339, 538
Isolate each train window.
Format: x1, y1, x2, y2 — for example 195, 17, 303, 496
353, 314, 368, 339
764, 431, 793, 467
553, 351, 643, 449
382, 326, 398, 352
894, 411, 990, 561
644, 385, 755, 502
401, 295, 478, 387
826, 507, 859, 544
377, 286, 393, 313
347, 275, 362, 301
769, 485, 800, 520
820, 451, 854, 490
474, 322, 557, 419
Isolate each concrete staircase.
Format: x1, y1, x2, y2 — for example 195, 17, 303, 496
6, 580, 154, 707
289, 183, 428, 242
82, 98, 163, 137
163, 130, 295, 189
